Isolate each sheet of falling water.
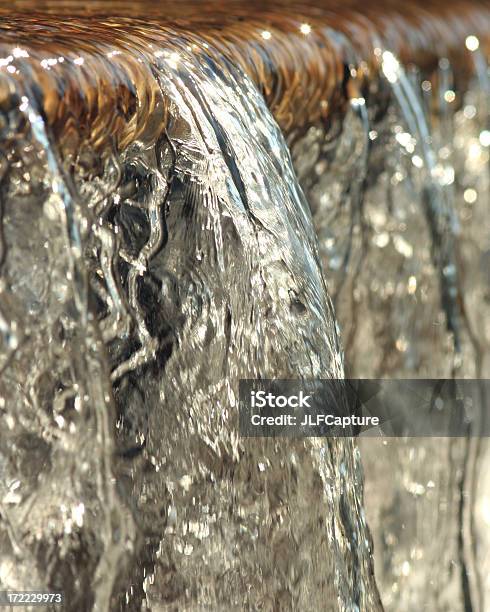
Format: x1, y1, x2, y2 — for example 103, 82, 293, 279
0, 27, 380, 612
292, 42, 490, 611
0, 7, 488, 612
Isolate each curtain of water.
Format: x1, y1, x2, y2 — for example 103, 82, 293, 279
0, 6, 488, 612
0, 34, 382, 611
292, 35, 489, 611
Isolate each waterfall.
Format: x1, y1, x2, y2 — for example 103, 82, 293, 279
0, 4, 489, 611
0, 32, 382, 611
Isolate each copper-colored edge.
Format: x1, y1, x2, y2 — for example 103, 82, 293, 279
0, 1, 488, 156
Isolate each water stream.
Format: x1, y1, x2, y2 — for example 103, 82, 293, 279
0, 5, 488, 611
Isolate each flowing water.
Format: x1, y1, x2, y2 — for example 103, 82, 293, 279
293, 36, 490, 612
0, 3, 489, 611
